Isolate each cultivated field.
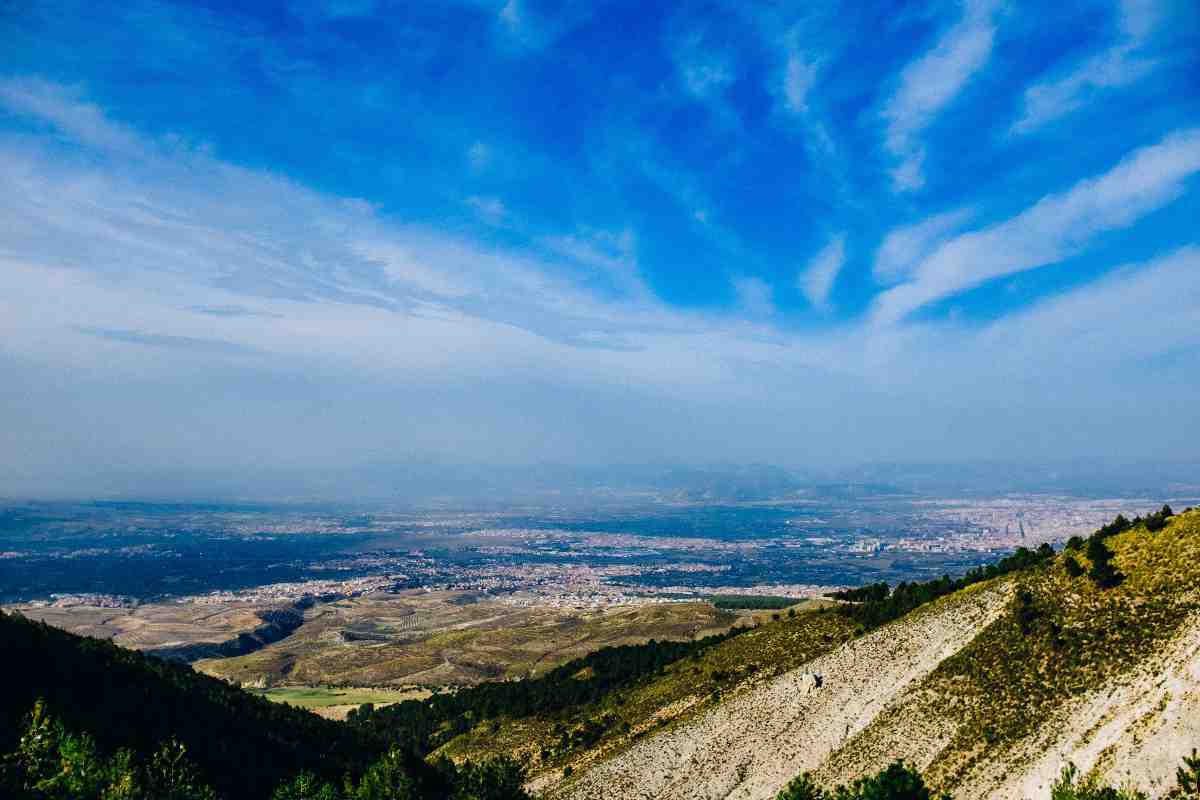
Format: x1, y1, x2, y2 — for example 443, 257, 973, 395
251, 685, 431, 719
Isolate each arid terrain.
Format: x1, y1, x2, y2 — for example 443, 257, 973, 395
11, 589, 740, 689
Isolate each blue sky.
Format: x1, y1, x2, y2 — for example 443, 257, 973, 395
1, 0, 1199, 494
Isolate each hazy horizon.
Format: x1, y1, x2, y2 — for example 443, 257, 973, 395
3, 1, 1199, 498
4, 457, 1200, 505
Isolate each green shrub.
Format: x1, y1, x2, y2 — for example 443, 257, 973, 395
776, 762, 946, 800
1, 699, 218, 800
1013, 588, 1042, 635
777, 772, 825, 800
271, 773, 340, 800
1169, 748, 1200, 798
1049, 762, 1147, 800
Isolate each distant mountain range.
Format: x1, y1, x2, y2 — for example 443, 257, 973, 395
6, 458, 1199, 504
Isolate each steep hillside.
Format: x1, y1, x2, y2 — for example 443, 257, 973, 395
470, 507, 1200, 800
817, 506, 1200, 799
552, 581, 1010, 800
435, 599, 856, 783
0, 610, 528, 800
0, 610, 385, 799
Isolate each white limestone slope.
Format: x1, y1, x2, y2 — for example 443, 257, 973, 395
557, 583, 1010, 800
973, 611, 1200, 800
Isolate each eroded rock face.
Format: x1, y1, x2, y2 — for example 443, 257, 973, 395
796, 672, 822, 696
557, 584, 1010, 800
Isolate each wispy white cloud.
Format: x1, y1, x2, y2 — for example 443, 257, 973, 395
970, 245, 1200, 374
733, 276, 776, 317
186, 304, 282, 319
465, 194, 508, 226
494, 0, 594, 51
75, 326, 257, 354
670, 28, 740, 133
0, 78, 147, 158
874, 207, 973, 284
882, 0, 1001, 191
871, 127, 1200, 324
783, 51, 820, 114
1013, 0, 1161, 135
467, 141, 492, 171
798, 234, 846, 310
541, 227, 649, 300
498, 0, 520, 30
679, 51, 735, 100
767, 18, 843, 193
2, 77, 1199, 476
778, 43, 838, 161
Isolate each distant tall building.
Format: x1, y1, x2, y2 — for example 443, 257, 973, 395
1019, 520, 1026, 541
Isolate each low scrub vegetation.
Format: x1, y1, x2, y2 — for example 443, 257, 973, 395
437, 606, 856, 771
351, 628, 748, 755
776, 754, 1200, 800
921, 508, 1200, 790
828, 544, 1056, 631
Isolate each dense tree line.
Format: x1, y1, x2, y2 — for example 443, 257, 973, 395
775, 754, 1200, 800
708, 595, 799, 610
0, 611, 526, 800
0, 699, 528, 800
1064, 506, 1175, 590
827, 582, 889, 603
828, 544, 1056, 631
350, 627, 746, 754
775, 762, 946, 800
0, 610, 387, 799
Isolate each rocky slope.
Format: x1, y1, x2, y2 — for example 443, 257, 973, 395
516, 508, 1200, 800
555, 582, 1009, 800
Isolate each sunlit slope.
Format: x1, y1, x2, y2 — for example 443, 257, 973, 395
816, 506, 1200, 799
534, 508, 1199, 800
436, 599, 855, 789
553, 582, 1010, 800
197, 594, 734, 687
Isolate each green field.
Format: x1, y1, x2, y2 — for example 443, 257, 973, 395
252, 685, 428, 713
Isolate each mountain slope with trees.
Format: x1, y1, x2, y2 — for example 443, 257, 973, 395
462, 508, 1200, 800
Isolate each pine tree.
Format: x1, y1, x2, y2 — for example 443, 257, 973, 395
1171, 749, 1200, 798
777, 772, 826, 800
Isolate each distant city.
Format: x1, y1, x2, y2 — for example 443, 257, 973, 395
4, 490, 1192, 610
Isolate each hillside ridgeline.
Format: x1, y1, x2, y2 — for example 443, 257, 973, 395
518, 507, 1200, 800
